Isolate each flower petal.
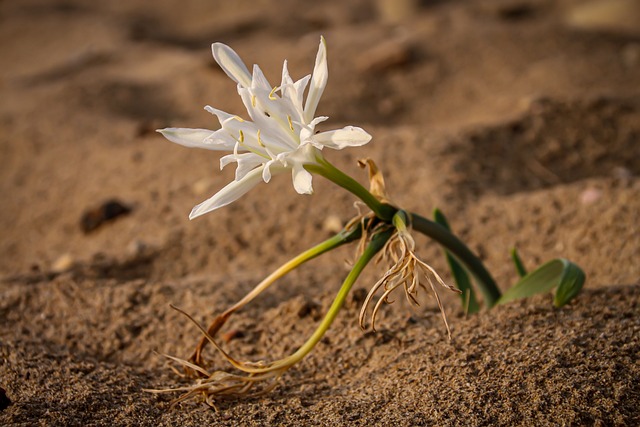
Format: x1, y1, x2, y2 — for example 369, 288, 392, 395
205, 105, 270, 153
312, 126, 372, 150
262, 159, 274, 183
204, 106, 235, 127
236, 88, 295, 151
303, 36, 328, 123
251, 64, 272, 91
281, 60, 310, 119
211, 43, 252, 88
292, 74, 311, 109
158, 128, 235, 151
291, 163, 314, 194
220, 152, 265, 180
189, 166, 264, 219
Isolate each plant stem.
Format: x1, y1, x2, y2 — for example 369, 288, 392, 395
191, 225, 363, 365
271, 227, 394, 369
306, 158, 397, 221
411, 212, 502, 307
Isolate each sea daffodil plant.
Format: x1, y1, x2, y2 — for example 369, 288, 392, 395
149, 37, 585, 408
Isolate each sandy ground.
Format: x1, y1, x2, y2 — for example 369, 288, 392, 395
1, 0, 639, 425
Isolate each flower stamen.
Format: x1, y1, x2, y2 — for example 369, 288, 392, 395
269, 86, 279, 100
257, 129, 265, 147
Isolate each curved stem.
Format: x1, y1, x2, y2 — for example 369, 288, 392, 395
270, 227, 395, 370
410, 212, 502, 307
305, 158, 397, 221
191, 224, 363, 366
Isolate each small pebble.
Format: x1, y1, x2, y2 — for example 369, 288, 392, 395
51, 253, 74, 273
127, 239, 148, 256
580, 188, 603, 205
192, 178, 213, 195
80, 199, 132, 233
322, 215, 343, 234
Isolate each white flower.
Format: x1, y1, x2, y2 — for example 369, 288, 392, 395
159, 37, 372, 219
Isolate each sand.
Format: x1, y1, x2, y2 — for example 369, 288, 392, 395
1, 0, 639, 425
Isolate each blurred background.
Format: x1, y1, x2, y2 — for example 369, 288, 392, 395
1, 0, 638, 289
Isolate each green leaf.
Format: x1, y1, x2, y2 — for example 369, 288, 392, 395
510, 247, 528, 278
433, 209, 481, 313
553, 261, 586, 307
497, 258, 586, 307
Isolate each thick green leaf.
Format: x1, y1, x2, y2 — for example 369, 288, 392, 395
497, 258, 585, 307
433, 209, 481, 313
553, 261, 586, 307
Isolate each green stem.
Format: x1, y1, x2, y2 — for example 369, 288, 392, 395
201, 227, 394, 376
227, 224, 362, 313
411, 212, 502, 307
191, 224, 363, 364
305, 158, 397, 221
276, 227, 395, 368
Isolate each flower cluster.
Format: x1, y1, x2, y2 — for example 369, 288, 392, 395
159, 37, 371, 218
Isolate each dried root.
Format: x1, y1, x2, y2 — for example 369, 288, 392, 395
144, 305, 296, 409
359, 221, 461, 337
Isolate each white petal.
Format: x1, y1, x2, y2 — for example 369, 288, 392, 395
204, 105, 235, 127
189, 166, 263, 219
312, 126, 372, 150
158, 128, 235, 151
237, 87, 301, 150
281, 60, 310, 119
280, 60, 294, 94
236, 88, 283, 145
308, 116, 329, 129
303, 36, 328, 123
220, 153, 236, 170
211, 43, 252, 88
262, 160, 273, 183
251, 64, 271, 91
235, 153, 267, 180
205, 105, 269, 153
220, 152, 265, 180
292, 74, 311, 108
291, 163, 314, 194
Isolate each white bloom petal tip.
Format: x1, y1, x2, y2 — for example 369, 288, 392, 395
303, 36, 329, 123
292, 165, 314, 194
159, 127, 236, 151
188, 167, 265, 219
313, 126, 372, 150
212, 43, 252, 88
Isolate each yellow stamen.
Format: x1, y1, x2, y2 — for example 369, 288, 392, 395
232, 116, 245, 122
251, 95, 257, 108
239, 130, 244, 143
257, 130, 265, 147
287, 115, 294, 132
269, 86, 278, 100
